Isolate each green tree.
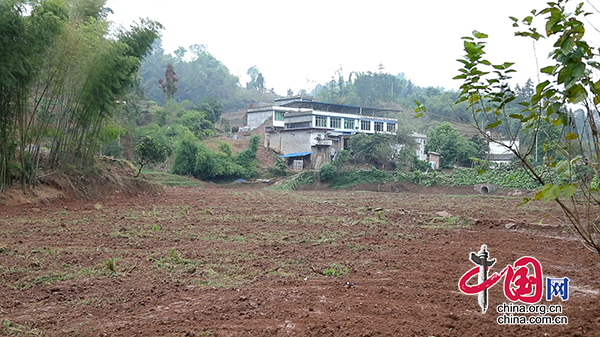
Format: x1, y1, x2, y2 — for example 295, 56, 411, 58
175, 111, 215, 139
246, 66, 259, 90
0, 0, 68, 190
426, 122, 478, 168
348, 133, 396, 169
171, 132, 199, 176
134, 135, 168, 177
454, 0, 600, 258
219, 116, 231, 133
196, 97, 222, 124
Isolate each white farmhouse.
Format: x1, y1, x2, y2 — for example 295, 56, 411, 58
245, 97, 427, 169
487, 138, 519, 164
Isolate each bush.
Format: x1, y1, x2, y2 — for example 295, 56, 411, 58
329, 169, 394, 189
171, 134, 199, 176
234, 135, 260, 179
134, 135, 169, 177
267, 157, 288, 177
194, 145, 245, 181
172, 134, 261, 181
318, 163, 335, 182
397, 171, 441, 187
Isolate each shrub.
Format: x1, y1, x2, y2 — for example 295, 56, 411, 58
329, 169, 394, 189
267, 157, 288, 177
318, 163, 335, 182
134, 135, 169, 177
171, 134, 199, 176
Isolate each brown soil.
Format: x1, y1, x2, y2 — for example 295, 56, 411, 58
0, 185, 599, 336
0, 158, 160, 206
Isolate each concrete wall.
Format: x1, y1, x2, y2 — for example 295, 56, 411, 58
280, 130, 313, 154
311, 145, 331, 170
247, 110, 273, 130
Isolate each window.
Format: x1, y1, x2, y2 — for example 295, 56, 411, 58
286, 122, 311, 129
360, 120, 371, 131
344, 119, 355, 129
274, 111, 285, 121
387, 123, 396, 133
330, 117, 341, 129
374, 122, 384, 132
315, 116, 327, 127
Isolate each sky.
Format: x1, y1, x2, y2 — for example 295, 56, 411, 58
105, 0, 600, 96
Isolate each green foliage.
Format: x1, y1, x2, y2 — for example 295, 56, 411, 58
446, 167, 541, 189
171, 133, 199, 176
143, 171, 203, 187
318, 163, 335, 182
175, 111, 215, 139
139, 43, 268, 110
194, 144, 244, 181
172, 134, 260, 181
234, 135, 260, 179
455, 1, 600, 256
196, 97, 223, 124
322, 263, 349, 277
270, 170, 316, 191
329, 169, 394, 189
0, 1, 162, 190
267, 157, 288, 177
426, 122, 480, 168
348, 133, 396, 168
398, 171, 441, 187
332, 149, 349, 167
219, 116, 231, 133
412, 159, 431, 172
134, 135, 169, 177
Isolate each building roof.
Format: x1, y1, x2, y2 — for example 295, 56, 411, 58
280, 152, 313, 158
281, 100, 401, 117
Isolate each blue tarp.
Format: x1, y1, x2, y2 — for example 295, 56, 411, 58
280, 151, 313, 158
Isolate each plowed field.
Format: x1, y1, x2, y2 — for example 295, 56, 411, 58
1, 185, 598, 336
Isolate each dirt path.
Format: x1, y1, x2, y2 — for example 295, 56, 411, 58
0, 186, 598, 336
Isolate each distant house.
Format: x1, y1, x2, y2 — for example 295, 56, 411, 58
487, 138, 519, 164
428, 152, 440, 169
245, 97, 427, 169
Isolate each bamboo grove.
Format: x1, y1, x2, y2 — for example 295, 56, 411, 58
0, 0, 162, 191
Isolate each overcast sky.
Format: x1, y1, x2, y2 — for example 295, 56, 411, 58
105, 0, 600, 95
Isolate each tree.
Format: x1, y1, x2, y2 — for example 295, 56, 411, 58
348, 133, 396, 169
246, 66, 259, 90
219, 116, 231, 133
255, 72, 265, 93
0, 0, 68, 190
134, 135, 168, 177
159, 63, 178, 102
426, 122, 478, 168
454, 0, 600, 258
173, 46, 186, 62
0, 0, 162, 190
196, 97, 222, 124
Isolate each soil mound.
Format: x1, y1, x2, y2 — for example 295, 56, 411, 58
0, 157, 160, 206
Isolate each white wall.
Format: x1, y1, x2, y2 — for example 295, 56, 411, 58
489, 140, 519, 155
247, 110, 273, 130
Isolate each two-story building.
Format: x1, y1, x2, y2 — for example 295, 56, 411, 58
246, 97, 426, 170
